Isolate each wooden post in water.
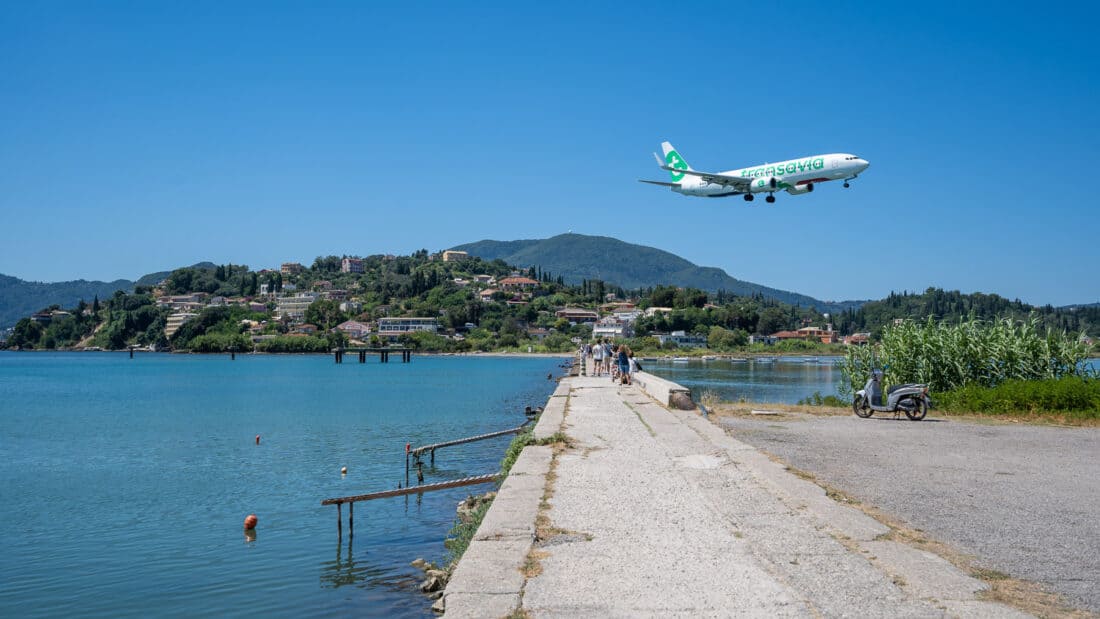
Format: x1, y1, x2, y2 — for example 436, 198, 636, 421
337, 502, 342, 539
129, 346, 134, 359
348, 502, 354, 537
359, 350, 366, 363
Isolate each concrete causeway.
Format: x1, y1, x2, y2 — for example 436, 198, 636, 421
441, 372, 1031, 618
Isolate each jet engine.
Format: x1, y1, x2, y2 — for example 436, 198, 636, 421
748, 177, 778, 193
786, 183, 814, 195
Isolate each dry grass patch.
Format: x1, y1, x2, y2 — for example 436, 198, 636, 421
522, 549, 550, 578
710, 399, 1100, 428
944, 412, 1100, 428
706, 401, 851, 419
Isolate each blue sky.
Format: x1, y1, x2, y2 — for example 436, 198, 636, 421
2, 2, 1097, 306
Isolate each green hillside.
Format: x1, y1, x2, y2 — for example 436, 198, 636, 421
453, 233, 863, 313
0, 274, 134, 329
0, 262, 219, 329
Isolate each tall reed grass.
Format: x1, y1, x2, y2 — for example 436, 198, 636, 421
839, 316, 1092, 395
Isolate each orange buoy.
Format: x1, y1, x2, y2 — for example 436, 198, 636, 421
255, 435, 260, 445
244, 514, 258, 530
341, 466, 347, 475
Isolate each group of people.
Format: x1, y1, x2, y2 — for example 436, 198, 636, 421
582, 339, 639, 385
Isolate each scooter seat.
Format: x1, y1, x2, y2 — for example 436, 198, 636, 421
887, 383, 922, 394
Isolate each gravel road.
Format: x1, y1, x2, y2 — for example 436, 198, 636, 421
717, 412, 1100, 614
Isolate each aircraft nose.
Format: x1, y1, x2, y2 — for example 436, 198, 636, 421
858, 158, 870, 170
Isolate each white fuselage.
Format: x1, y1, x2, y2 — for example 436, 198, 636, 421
675, 153, 870, 197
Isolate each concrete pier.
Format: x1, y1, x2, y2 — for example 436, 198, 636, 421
440, 373, 1029, 618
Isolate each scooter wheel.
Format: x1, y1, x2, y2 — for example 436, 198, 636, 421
853, 396, 873, 418
904, 398, 928, 421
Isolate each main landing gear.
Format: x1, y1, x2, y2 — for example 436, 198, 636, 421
743, 194, 754, 202
765, 193, 776, 203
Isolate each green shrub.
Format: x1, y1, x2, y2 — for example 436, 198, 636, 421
936, 376, 1100, 419
840, 316, 1091, 395
798, 391, 846, 407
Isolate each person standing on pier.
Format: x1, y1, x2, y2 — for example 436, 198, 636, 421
592, 339, 605, 376
617, 344, 632, 385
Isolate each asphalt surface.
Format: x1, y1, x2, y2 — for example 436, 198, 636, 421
717, 411, 1100, 614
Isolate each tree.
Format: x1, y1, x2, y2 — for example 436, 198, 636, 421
757, 307, 788, 335
304, 300, 345, 330
708, 325, 746, 350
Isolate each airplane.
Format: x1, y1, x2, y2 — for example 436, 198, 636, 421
640, 141, 870, 203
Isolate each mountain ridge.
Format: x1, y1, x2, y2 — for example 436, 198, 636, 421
0, 263, 216, 329
452, 233, 865, 313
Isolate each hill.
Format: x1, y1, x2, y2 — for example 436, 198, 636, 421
452, 233, 864, 313
0, 262, 218, 330
0, 274, 135, 329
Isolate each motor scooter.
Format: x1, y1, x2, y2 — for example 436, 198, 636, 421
852, 366, 931, 421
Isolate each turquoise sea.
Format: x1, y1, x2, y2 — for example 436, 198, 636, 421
0, 352, 564, 618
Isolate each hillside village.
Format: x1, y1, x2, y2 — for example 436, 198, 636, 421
3, 249, 865, 354
5, 248, 1096, 354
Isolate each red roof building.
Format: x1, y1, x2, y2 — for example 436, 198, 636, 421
499, 276, 539, 290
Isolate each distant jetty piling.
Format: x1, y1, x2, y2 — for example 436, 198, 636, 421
333, 347, 412, 364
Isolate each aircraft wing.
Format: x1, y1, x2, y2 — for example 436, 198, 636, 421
638, 179, 681, 187
659, 165, 753, 189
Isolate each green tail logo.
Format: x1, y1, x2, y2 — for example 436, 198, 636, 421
665, 150, 687, 182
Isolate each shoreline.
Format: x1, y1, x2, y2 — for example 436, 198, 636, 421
0, 348, 574, 359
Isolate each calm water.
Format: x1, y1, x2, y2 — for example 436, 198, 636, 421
0, 352, 564, 618
643, 357, 844, 404
644, 356, 1100, 404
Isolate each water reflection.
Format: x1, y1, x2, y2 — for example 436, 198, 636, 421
321, 536, 421, 593
645, 357, 844, 404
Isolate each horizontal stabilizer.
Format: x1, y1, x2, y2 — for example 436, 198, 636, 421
639, 179, 681, 187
